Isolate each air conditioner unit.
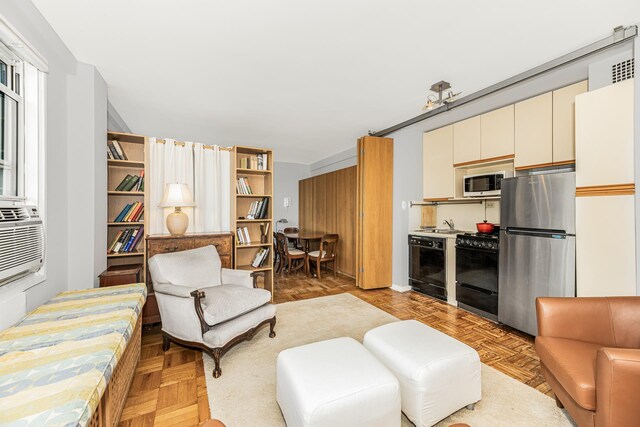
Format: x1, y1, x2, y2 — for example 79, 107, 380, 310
0, 203, 44, 286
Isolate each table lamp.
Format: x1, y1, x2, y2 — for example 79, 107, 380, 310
159, 183, 195, 236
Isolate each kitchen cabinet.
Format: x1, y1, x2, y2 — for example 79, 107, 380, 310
575, 79, 634, 188
480, 105, 514, 160
514, 92, 553, 169
423, 125, 454, 200
453, 116, 481, 165
552, 80, 588, 164
357, 136, 393, 289
576, 195, 636, 296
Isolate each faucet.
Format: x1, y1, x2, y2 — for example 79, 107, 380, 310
443, 219, 455, 230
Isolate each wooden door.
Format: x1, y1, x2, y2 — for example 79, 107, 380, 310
336, 166, 356, 276
357, 136, 393, 289
575, 79, 634, 188
298, 178, 314, 231
312, 174, 327, 233
453, 116, 481, 165
552, 80, 587, 164
480, 105, 514, 159
423, 125, 454, 200
576, 194, 636, 296
515, 92, 553, 169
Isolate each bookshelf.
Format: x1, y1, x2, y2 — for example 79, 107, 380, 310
106, 131, 148, 279
231, 146, 274, 299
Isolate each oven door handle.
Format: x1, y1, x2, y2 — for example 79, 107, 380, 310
457, 282, 495, 295
455, 246, 497, 254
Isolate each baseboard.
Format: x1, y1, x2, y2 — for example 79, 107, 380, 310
391, 284, 412, 293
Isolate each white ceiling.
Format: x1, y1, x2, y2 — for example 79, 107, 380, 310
33, 0, 640, 163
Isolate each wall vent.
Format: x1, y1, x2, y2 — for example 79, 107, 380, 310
611, 58, 634, 83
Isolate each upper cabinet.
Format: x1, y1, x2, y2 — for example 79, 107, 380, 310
514, 93, 553, 169
480, 105, 515, 160
575, 79, 635, 188
453, 116, 481, 165
423, 125, 454, 200
552, 81, 588, 164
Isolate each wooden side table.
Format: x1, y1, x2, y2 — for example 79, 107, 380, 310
99, 264, 143, 288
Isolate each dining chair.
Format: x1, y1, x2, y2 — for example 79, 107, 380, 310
283, 227, 301, 250
276, 232, 306, 275
306, 234, 339, 281
273, 231, 282, 274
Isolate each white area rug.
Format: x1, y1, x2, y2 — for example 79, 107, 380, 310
204, 293, 574, 426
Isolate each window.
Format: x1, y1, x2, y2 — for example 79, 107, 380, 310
0, 43, 22, 199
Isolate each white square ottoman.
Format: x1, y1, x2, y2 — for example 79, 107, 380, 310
363, 320, 481, 427
276, 337, 401, 427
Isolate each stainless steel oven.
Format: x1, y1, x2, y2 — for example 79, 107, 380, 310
409, 235, 447, 301
463, 171, 512, 197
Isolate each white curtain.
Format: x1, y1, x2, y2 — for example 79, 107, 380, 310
149, 138, 230, 235
193, 144, 231, 232
148, 138, 194, 235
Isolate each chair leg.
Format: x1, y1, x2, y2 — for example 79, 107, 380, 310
317, 259, 322, 281
333, 260, 336, 278
162, 335, 170, 351
212, 349, 222, 378
269, 317, 277, 338
555, 395, 564, 409
306, 257, 310, 276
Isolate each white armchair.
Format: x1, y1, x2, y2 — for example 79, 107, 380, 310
148, 245, 276, 378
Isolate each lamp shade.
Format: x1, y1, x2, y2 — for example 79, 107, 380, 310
159, 183, 195, 208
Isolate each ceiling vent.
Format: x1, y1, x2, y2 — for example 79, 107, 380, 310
611, 58, 634, 84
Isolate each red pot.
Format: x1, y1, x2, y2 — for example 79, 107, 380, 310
476, 221, 495, 234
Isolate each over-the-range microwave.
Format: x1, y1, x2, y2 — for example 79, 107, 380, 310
463, 171, 513, 197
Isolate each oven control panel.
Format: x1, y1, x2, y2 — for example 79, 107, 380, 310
409, 235, 445, 250
456, 235, 499, 251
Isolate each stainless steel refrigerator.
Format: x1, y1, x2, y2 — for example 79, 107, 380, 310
499, 172, 576, 336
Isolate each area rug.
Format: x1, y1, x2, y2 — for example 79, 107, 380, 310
204, 293, 574, 426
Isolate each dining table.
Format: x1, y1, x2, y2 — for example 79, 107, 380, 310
284, 230, 324, 253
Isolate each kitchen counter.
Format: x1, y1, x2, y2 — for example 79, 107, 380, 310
409, 230, 472, 239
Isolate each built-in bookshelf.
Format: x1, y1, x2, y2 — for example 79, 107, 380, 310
106, 131, 148, 279
231, 146, 274, 298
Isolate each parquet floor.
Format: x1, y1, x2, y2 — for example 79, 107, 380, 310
119, 272, 551, 427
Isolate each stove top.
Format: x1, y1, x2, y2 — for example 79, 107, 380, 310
456, 227, 500, 250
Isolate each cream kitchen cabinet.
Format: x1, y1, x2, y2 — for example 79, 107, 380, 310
552, 80, 588, 164
453, 116, 481, 165
423, 125, 454, 200
514, 92, 553, 169
480, 105, 514, 159
575, 79, 634, 188
576, 194, 636, 296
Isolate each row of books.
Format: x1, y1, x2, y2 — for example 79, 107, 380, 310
108, 226, 144, 254
239, 154, 268, 170
115, 172, 144, 192
114, 202, 144, 222
236, 226, 252, 244
246, 197, 269, 219
236, 177, 253, 194
251, 247, 270, 268
107, 140, 129, 160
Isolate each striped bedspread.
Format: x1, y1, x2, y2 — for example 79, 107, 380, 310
0, 283, 146, 426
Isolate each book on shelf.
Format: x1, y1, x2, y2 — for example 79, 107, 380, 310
111, 140, 128, 160
239, 154, 268, 171
236, 226, 252, 245
107, 141, 120, 160
251, 247, 270, 268
246, 197, 269, 219
114, 171, 144, 192
113, 202, 144, 222
108, 225, 144, 254
236, 177, 252, 195
107, 146, 114, 159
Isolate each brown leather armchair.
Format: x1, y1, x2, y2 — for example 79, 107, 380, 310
535, 297, 640, 427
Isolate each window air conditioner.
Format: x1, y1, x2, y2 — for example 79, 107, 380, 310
0, 203, 44, 286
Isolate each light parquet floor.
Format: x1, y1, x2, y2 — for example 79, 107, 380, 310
120, 272, 551, 427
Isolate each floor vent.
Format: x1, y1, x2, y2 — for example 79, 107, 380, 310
612, 58, 634, 83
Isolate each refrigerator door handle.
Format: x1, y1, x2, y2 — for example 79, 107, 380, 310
504, 227, 571, 239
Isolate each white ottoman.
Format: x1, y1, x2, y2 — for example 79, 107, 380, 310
276, 337, 401, 427
363, 320, 481, 427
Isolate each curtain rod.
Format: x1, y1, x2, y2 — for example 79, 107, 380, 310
154, 138, 233, 151
371, 25, 638, 137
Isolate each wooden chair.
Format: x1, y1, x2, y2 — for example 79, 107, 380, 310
273, 231, 282, 274
276, 232, 306, 275
283, 227, 301, 250
306, 234, 339, 281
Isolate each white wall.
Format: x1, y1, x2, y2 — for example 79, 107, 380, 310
309, 147, 356, 177
0, 1, 110, 311
273, 161, 309, 229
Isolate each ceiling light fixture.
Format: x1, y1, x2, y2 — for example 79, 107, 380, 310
422, 80, 462, 111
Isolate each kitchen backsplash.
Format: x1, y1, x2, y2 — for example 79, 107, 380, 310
436, 201, 500, 232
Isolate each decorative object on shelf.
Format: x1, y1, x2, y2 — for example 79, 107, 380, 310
422, 80, 462, 111
276, 218, 288, 232
260, 222, 270, 243
159, 183, 196, 236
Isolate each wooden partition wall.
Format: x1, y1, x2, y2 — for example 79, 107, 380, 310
299, 166, 357, 277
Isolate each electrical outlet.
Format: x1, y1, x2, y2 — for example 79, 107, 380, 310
486, 201, 495, 208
